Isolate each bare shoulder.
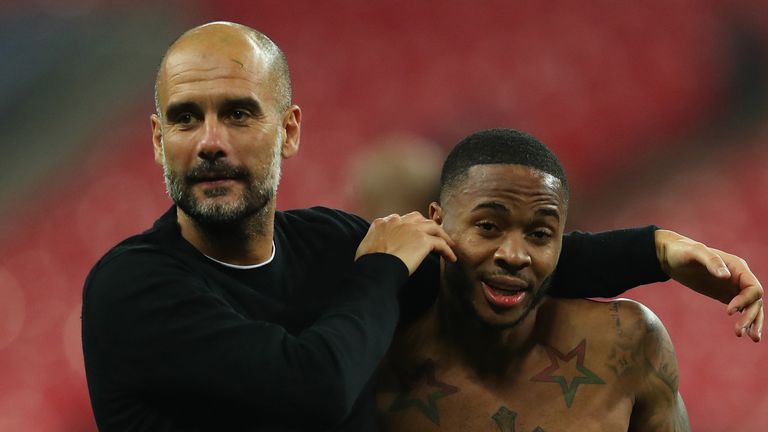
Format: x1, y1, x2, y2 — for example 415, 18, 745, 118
552, 298, 677, 385
578, 298, 666, 342
586, 299, 680, 392
545, 297, 660, 339
602, 306, 688, 431
604, 299, 675, 356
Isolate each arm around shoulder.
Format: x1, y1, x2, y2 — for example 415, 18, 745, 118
552, 226, 668, 299
83, 247, 408, 426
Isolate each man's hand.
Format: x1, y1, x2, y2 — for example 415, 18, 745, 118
356, 212, 457, 275
656, 229, 764, 342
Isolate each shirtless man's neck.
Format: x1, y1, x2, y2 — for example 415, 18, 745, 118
410, 295, 548, 375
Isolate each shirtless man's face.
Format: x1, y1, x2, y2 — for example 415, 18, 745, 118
431, 164, 567, 328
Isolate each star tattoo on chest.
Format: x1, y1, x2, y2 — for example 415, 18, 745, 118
530, 339, 605, 407
387, 359, 460, 425
492, 406, 545, 432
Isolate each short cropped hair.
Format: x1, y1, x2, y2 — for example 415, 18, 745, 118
245, 28, 291, 112
439, 128, 569, 204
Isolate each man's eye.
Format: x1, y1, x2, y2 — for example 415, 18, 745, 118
175, 113, 194, 124
230, 110, 249, 121
529, 230, 553, 241
477, 222, 498, 232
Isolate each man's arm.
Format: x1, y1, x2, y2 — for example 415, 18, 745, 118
552, 226, 667, 299
550, 227, 764, 342
655, 229, 764, 342
629, 302, 690, 432
83, 212, 454, 429
84, 250, 407, 429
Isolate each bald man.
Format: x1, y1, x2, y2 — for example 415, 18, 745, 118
82, 22, 763, 431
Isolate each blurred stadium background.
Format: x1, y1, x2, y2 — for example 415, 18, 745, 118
0, 0, 766, 430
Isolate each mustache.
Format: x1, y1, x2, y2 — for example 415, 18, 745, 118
185, 160, 250, 183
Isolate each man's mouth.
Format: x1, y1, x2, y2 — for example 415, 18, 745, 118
186, 162, 250, 186
190, 173, 243, 185
196, 177, 237, 185
481, 276, 530, 308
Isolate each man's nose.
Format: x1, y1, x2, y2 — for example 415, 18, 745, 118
198, 118, 227, 162
493, 233, 532, 270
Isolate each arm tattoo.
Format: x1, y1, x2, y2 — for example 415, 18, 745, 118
605, 301, 680, 396
607, 301, 689, 431
644, 326, 679, 395
605, 301, 646, 378
492, 406, 545, 432
530, 339, 605, 408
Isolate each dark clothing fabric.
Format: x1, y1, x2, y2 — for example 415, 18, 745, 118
82, 206, 667, 431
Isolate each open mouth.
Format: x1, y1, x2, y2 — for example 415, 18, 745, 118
481, 277, 530, 308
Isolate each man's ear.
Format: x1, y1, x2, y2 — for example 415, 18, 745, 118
429, 202, 443, 224
151, 114, 164, 166
281, 105, 301, 159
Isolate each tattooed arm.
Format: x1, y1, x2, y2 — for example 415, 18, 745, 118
628, 302, 690, 432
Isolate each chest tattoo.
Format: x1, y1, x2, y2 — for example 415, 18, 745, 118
387, 359, 460, 425
530, 339, 605, 407
492, 406, 545, 432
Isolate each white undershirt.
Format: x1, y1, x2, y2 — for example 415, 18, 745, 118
203, 241, 276, 269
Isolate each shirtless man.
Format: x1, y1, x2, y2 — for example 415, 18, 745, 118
377, 128, 689, 431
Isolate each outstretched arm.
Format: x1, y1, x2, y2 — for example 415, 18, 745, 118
655, 229, 764, 342
552, 226, 667, 299
550, 227, 763, 342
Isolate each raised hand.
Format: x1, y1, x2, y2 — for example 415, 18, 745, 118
655, 229, 764, 342
356, 212, 457, 275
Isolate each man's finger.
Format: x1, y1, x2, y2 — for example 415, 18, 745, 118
401, 211, 426, 221
705, 253, 731, 279
419, 220, 455, 247
748, 304, 764, 342
429, 237, 457, 263
726, 273, 764, 315
735, 299, 761, 337
726, 260, 763, 314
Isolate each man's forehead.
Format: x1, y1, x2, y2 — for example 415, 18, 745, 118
171, 22, 262, 56
164, 37, 269, 76
157, 38, 272, 106
468, 164, 560, 185
449, 164, 566, 206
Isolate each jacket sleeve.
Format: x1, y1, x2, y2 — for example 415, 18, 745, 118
549, 225, 670, 298
82, 248, 408, 427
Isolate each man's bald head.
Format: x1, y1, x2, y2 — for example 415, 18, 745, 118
154, 21, 291, 117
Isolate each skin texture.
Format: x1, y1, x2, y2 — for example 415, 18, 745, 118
376, 164, 689, 431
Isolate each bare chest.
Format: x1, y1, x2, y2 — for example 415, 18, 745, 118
377, 345, 635, 432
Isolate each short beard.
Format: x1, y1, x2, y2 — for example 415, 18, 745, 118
161, 133, 282, 232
